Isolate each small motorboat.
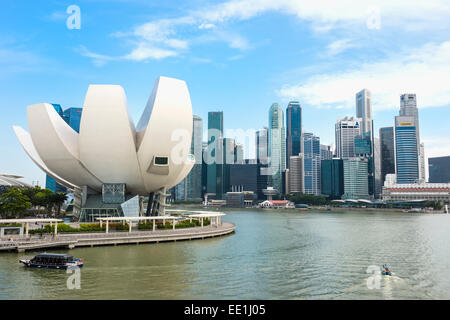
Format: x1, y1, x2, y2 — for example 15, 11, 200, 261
19, 253, 83, 270
382, 264, 391, 276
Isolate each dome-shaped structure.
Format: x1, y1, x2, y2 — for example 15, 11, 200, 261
13, 76, 195, 218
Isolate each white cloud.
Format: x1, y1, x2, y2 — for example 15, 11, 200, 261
277, 41, 450, 111
80, 0, 450, 64
326, 38, 357, 56
198, 23, 216, 30
422, 137, 450, 158
124, 44, 178, 61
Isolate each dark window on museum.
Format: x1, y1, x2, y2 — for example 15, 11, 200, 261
155, 157, 168, 165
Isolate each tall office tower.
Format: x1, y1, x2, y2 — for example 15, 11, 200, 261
394, 116, 419, 184
201, 142, 208, 198
303, 132, 321, 195
268, 103, 286, 193
222, 137, 236, 196
335, 117, 362, 159
342, 158, 370, 199
287, 154, 304, 194
235, 143, 244, 164
419, 143, 426, 182
256, 127, 269, 164
356, 89, 372, 136
320, 144, 333, 160
379, 127, 395, 187
321, 158, 344, 199
175, 178, 187, 200
373, 138, 382, 198
354, 132, 375, 197
428, 156, 450, 183
206, 111, 224, 197
286, 101, 302, 168
46, 104, 82, 193
400, 94, 425, 180
185, 115, 203, 200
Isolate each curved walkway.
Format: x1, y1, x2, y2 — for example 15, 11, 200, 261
0, 222, 235, 252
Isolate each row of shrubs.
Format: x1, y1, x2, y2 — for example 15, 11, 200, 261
138, 218, 211, 230
28, 222, 129, 234
27, 218, 212, 234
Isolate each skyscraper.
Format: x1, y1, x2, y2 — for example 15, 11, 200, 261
321, 159, 344, 199
234, 143, 244, 164
354, 132, 374, 197
206, 111, 224, 197
186, 115, 203, 200
256, 127, 269, 165
400, 94, 425, 180
394, 116, 419, 184
380, 127, 395, 186
268, 103, 286, 194
342, 158, 370, 199
320, 144, 333, 160
46, 104, 82, 193
428, 156, 450, 183
335, 117, 362, 159
356, 89, 372, 136
286, 101, 302, 168
287, 154, 304, 194
303, 132, 321, 195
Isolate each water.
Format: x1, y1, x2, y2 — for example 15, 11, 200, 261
1, 209, 450, 300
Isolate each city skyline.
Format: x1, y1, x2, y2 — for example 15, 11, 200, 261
2, 1, 450, 185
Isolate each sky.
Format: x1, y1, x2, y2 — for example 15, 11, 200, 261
1, 0, 450, 185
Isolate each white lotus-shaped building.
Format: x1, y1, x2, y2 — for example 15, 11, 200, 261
13, 76, 195, 218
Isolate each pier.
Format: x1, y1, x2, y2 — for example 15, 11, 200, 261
0, 222, 235, 253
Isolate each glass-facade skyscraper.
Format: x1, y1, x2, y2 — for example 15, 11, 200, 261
321, 159, 344, 199
303, 132, 321, 195
268, 103, 286, 194
46, 104, 82, 193
256, 127, 269, 165
428, 156, 450, 183
286, 101, 302, 169
400, 94, 425, 181
206, 111, 224, 198
335, 117, 362, 159
395, 116, 419, 184
186, 115, 203, 200
356, 89, 372, 137
380, 127, 395, 186
342, 158, 370, 199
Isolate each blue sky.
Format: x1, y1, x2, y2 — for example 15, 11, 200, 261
1, 0, 450, 185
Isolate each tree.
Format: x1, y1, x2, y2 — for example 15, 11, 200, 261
0, 187, 32, 218
51, 192, 68, 216
33, 189, 55, 215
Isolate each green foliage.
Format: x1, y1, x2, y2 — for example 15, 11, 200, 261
285, 193, 329, 206
5, 186, 69, 217
423, 201, 443, 210
0, 187, 32, 218
27, 223, 135, 234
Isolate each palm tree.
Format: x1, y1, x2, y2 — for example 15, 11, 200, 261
51, 192, 68, 216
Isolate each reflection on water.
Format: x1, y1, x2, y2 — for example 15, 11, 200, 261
1, 209, 449, 299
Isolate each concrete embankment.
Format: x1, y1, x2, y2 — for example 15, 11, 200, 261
0, 222, 235, 253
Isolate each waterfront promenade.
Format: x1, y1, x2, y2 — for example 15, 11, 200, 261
0, 222, 235, 253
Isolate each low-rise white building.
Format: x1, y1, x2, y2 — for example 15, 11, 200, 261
382, 182, 450, 204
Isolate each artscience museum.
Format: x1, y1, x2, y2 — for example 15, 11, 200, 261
13, 76, 195, 221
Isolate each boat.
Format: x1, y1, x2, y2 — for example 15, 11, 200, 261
19, 253, 83, 269
382, 264, 391, 276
